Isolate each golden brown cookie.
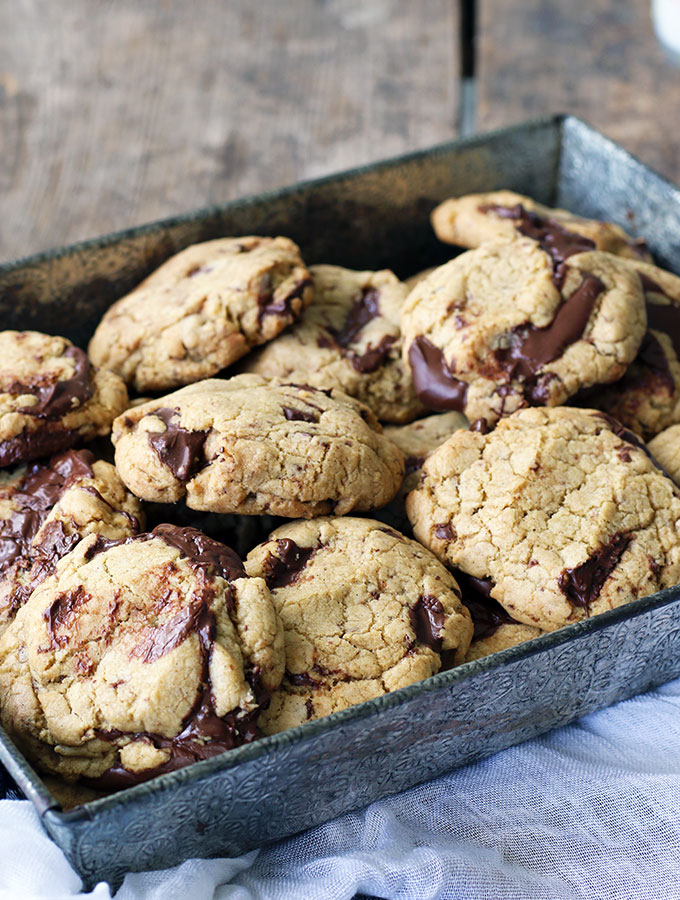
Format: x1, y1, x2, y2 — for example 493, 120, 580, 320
577, 262, 680, 439
430, 190, 652, 261
0, 525, 284, 786
401, 242, 646, 426
245, 517, 473, 734
407, 406, 680, 632
112, 376, 405, 517
242, 264, 422, 423
88, 237, 314, 392
0, 449, 143, 635
0, 331, 128, 467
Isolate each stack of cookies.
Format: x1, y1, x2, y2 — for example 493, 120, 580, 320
1, 198, 680, 798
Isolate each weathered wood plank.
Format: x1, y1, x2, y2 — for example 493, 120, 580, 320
477, 0, 680, 184
0, 0, 459, 262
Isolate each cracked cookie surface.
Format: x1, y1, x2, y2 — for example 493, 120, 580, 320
0, 331, 129, 467
245, 517, 473, 734
112, 375, 405, 517
430, 190, 652, 261
407, 406, 680, 631
242, 264, 422, 423
0, 449, 143, 636
0, 525, 284, 785
401, 241, 646, 426
88, 237, 314, 392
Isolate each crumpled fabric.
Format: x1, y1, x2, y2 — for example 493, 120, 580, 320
3, 678, 680, 900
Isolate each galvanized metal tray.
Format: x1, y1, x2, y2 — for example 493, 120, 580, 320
1, 114, 680, 890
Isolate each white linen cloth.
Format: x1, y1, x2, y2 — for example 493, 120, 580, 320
3, 677, 680, 900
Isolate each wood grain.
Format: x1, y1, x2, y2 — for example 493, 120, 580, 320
0, 0, 459, 263
477, 0, 680, 184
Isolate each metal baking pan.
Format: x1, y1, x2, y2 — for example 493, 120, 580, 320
1, 114, 680, 890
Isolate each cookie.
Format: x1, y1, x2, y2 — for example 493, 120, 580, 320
404, 267, 438, 292
384, 411, 469, 481
406, 406, 680, 632
88, 237, 314, 392
376, 411, 470, 533
242, 264, 422, 423
245, 517, 473, 734
430, 190, 652, 261
648, 424, 680, 485
0, 525, 284, 785
0, 449, 143, 636
401, 241, 646, 426
575, 262, 680, 439
0, 331, 128, 467
112, 375, 405, 517
464, 623, 543, 662
456, 571, 544, 662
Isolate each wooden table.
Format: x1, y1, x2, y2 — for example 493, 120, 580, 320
1, 0, 678, 264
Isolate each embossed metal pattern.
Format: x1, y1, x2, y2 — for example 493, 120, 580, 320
1, 115, 679, 889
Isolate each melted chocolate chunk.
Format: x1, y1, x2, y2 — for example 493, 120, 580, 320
147, 408, 207, 481
131, 604, 202, 664
287, 670, 319, 687
408, 337, 468, 412
282, 406, 318, 423
262, 538, 315, 589
480, 204, 596, 287
632, 331, 675, 393
434, 523, 455, 540
558, 532, 632, 611
0, 450, 95, 573
455, 571, 518, 641
86, 578, 262, 790
0, 426, 82, 468
152, 524, 245, 582
259, 276, 313, 320
470, 418, 490, 434
409, 595, 447, 653
642, 281, 680, 359
305, 698, 314, 720
7, 347, 94, 420
334, 288, 380, 347
348, 335, 396, 374
44, 585, 92, 647
494, 273, 605, 387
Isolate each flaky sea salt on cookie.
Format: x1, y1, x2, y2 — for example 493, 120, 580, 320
407, 406, 680, 632
89, 236, 314, 392
112, 375, 404, 517
245, 517, 473, 733
0, 331, 128, 467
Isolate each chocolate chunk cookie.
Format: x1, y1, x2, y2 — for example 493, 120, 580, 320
242, 264, 422, 423
88, 237, 314, 392
0, 331, 129, 467
576, 261, 680, 439
431, 190, 652, 261
245, 517, 473, 734
407, 406, 680, 632
648, 424, 680, 485
456, 571, 544, 662
0, 525, 284, 785
112, 375, 405, 517
0, 449, 143, 635
401, 241, 646, 426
